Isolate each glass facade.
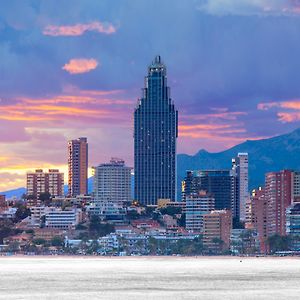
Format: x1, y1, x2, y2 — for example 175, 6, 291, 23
182, 170, 237, 213
134, 56, 178, 205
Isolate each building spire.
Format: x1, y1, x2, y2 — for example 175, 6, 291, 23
150, 55, 165, 68
154, 55, 161, 64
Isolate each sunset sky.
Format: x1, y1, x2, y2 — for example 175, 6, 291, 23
1, 0, 300, 191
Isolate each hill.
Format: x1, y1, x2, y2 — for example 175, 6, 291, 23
177, 127, 300, 199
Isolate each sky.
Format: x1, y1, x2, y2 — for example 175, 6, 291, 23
1, 0, 300, 191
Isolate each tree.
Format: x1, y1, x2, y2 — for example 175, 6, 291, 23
89, 215, 115, 238
51, 236, 64, 247
0, 220, 14, 243
76, 223, 87, 230
233, 217, 245, 229
87, 240, 99, 254
160, 207, 182, 216
211, 237, 225, 254
267, 234, 291, 253
14, 205, 31, 222
127, 210, 140, 220
178, 213, 186, 227
26, 194, 36, 200
39, 192, 52, 206
32, 238, 47, 245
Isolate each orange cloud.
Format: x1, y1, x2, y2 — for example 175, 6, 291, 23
62, 58, 98, 74
43, 21, 117, 36
0, 88, 132, 125
277, 112, 300, 123
258, 99, 300, 123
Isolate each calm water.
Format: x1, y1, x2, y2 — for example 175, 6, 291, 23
0, 256, 300, 299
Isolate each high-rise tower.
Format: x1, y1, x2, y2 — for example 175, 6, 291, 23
232, 153, 249, 221
134, 56, 178, 205
68, 137, 88, 196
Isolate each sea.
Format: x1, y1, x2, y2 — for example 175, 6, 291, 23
0, 256, 299, 299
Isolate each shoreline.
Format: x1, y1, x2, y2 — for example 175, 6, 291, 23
0, 254, 299, 260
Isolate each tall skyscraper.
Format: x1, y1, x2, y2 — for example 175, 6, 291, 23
68, 137, 88, 196
265, 170, 292, 236
232, 153, 249, 221
134, 56, 178, 205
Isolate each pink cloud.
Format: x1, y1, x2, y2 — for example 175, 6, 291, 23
277, 112, 300, 123
62, 58, 98, 74
258, 99, 300, 123
0, 88, 133, 125
43, 21, 117, 36
257, 102, 279, 110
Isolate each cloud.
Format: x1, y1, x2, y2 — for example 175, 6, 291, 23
277, 112, 300, 123
197, 0, 300, 16
62, 58, 99, 74
0, 172, 25, 191
43, 21, 117, 36
0, 88, 132, 123
258, 99, 300, 123
257, 102, 279, 110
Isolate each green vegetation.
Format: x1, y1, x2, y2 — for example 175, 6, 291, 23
267, 234, 291, 253
32, 238, 47, 245
148, 236, 204, 255
51, 236, 64, 247
14, 204, 31, 222
39, 192, 52, 206
126, 210, 140, 220
159, 206, 182, 216
0, 220, 14, 243
89, 215, 115, 238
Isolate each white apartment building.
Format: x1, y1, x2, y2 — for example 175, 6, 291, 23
185, 190, 215, 232
93, 158, 131, 215
45, 208, 82, 229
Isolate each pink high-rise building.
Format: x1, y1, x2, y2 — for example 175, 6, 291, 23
26, 169, 64, 198
265, 170, 292, 237
68, 137, 88, 196
248, 187, 267, 252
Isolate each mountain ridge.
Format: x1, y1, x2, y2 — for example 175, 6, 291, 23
177, 127, 300, 199
2, 128, 300, 200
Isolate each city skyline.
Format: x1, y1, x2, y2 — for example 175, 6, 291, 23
2, 1, 300, 191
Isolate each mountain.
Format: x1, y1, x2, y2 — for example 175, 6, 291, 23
0, 187, 26, 199
177, 127, 300, 199
63, 177, 94, 195
3, 128, 300, 200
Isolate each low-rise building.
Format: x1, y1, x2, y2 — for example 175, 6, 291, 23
230, 228, 260, 255
0, 195, 6, 207
30, 206, 49, 227
162, 215, 178, 230
0, 207, 17, 220
45, 208, 82, 230
34, 228, 65, 241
